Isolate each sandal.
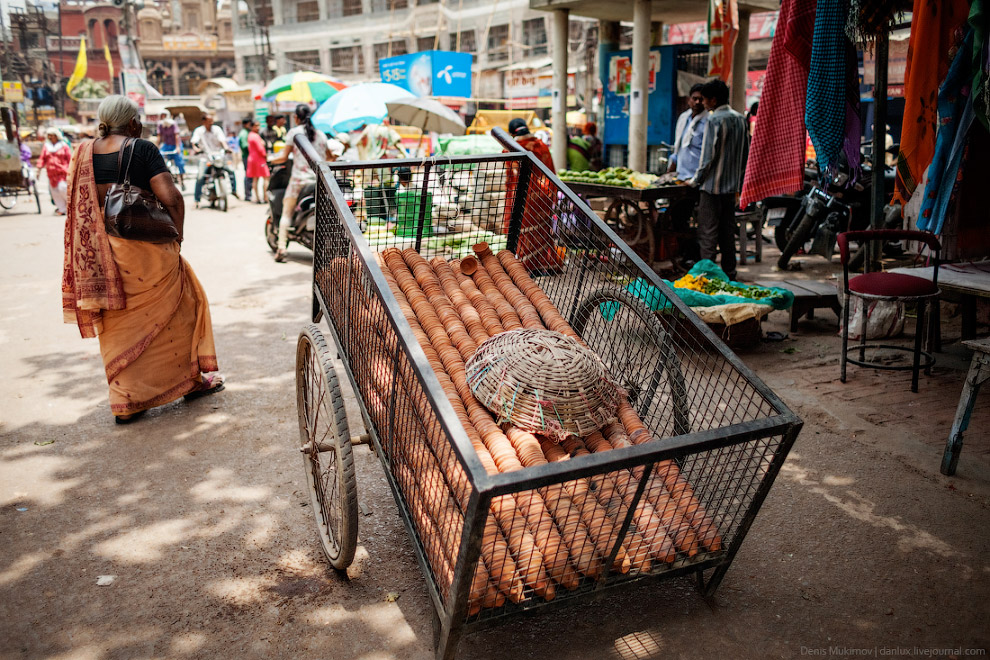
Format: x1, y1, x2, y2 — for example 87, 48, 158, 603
184, 373, 225, 401
274, 249, 288, 263
115, 410, 147, 425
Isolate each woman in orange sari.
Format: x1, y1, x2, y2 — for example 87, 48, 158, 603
503, 118, 563, 273
62, 95, 223, 424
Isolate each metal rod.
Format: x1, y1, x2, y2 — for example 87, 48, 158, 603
870, 31, 889, 272
482, 416, 796, 497
415, 162, 432, 252
599, 461, 654, 588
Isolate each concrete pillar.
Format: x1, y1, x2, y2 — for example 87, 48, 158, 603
235, 55, 245, 83
731, 10, 750, 113
650, 21, 663, 46
272, 0, 284, 26
628, 0, 650, 172
319, 48, 331, 76
598, 20, 619, 141
551, 8, 569, 171
171, 56, 180, 96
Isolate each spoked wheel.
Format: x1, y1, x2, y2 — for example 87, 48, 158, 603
295, 324, 358, 569
571, 288, 691, 437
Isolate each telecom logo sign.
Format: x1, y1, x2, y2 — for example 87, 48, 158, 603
379, 51, 472, 98
430, 51, 471, 97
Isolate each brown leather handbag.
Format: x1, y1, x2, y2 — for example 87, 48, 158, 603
103, 138, 179, 243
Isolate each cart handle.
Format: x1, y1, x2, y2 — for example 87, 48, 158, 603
491, 126, 525, 153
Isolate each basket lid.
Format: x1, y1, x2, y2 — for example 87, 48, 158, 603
465, 329, 621, 441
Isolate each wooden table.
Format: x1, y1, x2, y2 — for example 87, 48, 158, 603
890, 262, 990, 341
942, 337, 990, 476
755, 279, 841, 332
563, 182, 698, 266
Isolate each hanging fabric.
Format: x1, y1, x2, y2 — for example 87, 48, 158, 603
739, 0, 817, 207
970, 0, 989, 132
892, 0, 972, 208
707, 0, 740, 82
805, 0, 859, 178
917, 29, 975, 235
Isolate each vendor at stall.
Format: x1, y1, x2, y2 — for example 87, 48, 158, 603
690, 80, 749, 281
669, 84, 708, 181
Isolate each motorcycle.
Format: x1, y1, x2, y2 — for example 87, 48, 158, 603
773, 153, 896, 270
198, 150, 231, 212
264, 161, 357, 254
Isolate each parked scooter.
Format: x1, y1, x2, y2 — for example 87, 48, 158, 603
264, 161, 357, 254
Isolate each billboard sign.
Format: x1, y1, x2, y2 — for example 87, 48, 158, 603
379, 50, 472, 98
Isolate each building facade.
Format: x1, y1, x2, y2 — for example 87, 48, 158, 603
138, 0, 236, 96
232, 0, 595, 110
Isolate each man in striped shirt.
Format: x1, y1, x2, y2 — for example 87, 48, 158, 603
690, 80, 750, 280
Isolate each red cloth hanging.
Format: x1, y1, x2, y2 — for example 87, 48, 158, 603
739, 0, 816, 208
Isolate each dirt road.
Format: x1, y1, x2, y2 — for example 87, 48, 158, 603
1, 193, 987, 659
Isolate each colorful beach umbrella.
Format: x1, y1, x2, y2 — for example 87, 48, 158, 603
261, 71, 346, 104
312, 82, 414, 134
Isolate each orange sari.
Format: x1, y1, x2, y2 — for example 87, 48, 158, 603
62, 140, 218, 416
503, 135, 563, 273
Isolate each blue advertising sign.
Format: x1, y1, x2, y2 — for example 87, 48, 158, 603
430, 51, 472, 97
379, 50, 472, 98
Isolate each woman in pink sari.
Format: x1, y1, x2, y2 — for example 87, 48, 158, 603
62, 95, 224, 424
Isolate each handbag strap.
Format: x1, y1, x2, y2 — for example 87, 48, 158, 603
120, 137, 138, 188
115, 139, 128, 184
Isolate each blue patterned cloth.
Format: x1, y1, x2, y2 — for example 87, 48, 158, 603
805, 0, 855, 177
918, 29, 976, 234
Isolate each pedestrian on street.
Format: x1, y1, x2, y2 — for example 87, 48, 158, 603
238, 118, 253, 202
690, 79, 749, 281
502, 118, 562, 273
36, 128, 71, 215
669, 83, 709, 181
583, 122, 603, 172
246, 119, 270, 204
157, 111, 185, 189
62, 95, 223, 424
268, 104, 330, 263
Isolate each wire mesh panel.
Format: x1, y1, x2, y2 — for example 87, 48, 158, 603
308, 139, 801, 658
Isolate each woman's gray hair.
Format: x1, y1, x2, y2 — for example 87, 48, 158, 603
97, 95, 139, 137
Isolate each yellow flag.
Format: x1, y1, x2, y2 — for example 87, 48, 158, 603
104, 43, 114, 84
66, 37, 87, 100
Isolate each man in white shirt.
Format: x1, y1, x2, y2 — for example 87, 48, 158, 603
669, 83, 708, 181
191, 113, 237, 205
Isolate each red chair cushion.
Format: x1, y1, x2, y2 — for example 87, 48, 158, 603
848, 272, 938, 297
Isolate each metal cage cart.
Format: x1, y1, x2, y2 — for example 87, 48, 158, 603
291, 128, 802, 660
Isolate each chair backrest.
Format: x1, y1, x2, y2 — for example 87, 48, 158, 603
837, 230, 941, 266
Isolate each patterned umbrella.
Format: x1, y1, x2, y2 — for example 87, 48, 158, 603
261, 71, 346, 104
312, 82, 414, 134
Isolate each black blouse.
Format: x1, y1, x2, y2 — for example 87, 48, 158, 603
93, 138, 170, 192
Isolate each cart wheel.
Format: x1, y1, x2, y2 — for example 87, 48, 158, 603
571, 288, 691, 436
0, 189, 16, 210
296, 323, 359, 569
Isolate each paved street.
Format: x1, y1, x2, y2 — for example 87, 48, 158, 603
1, 184, 987, 659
